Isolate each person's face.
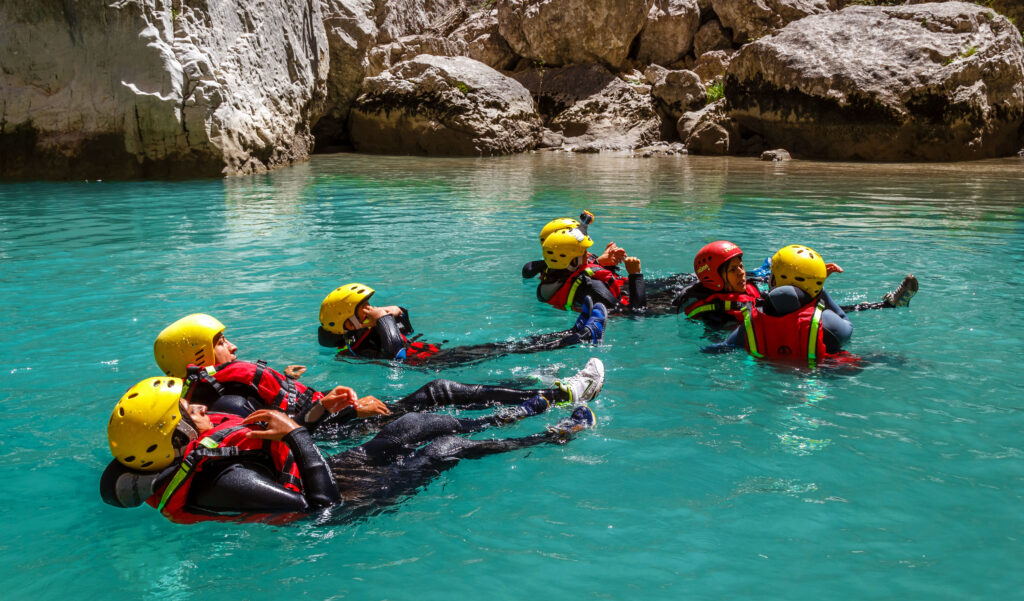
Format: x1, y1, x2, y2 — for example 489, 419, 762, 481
183, 401, 214, 433
345, 302, 371, 331
721, 255, 746, 293
212, 332, 237, 363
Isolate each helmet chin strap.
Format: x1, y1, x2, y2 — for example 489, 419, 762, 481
175, 419, 199, 444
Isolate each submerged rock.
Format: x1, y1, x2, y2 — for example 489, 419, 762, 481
761, 148, 791, 161
1, 0, 328, 179
498, 0, 654, 69
635, 0, 702, 67
349, 55, 541, 155
513, 63, 662, 150
726, 2, 1024, 161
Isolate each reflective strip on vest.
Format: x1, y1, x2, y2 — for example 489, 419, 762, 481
739, 306, 763, 358
806, 301, 825, 367
685, 300, 733, 318
156, 431, 228, 512
564, 268, 595, 311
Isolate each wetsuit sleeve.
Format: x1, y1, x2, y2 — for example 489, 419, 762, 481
819, 289, 848, 320
628, 273, 647, 309
282, 427, 341, 507
374, 314, 407, 360
820, 310, 853, 353
522, 260, 546, 279
397, 308, 414, 334
702, 327, 742, 353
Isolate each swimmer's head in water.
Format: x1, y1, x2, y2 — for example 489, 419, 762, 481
108, 377, 186, 471
154, 313, 226, 378
770, 244, 827, 297
694, 240, 743, 292
539, 218, 580, 244
542, 228, 593, 270
320, 283, 375, 334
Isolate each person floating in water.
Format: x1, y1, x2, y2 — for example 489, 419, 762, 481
522, 213, 628, 279
531, 217, 648, 313
101, 376, 598, 524
155, 313, 606, 439
316, 283, 606, 367
707, 244, 868, 366
675, 240, 918, 330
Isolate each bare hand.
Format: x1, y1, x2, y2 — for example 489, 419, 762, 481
243, 410, 300, 441
825, 262, 844, 276
353, 395, 391, 418
624, 256, 642, 275
320, 386, 359, 413
284, 365, 306, 378
596, 242, 627, 267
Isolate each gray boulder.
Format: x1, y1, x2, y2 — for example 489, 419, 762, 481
652, 70, 707, 119
449, 9, 519, 71
2, 0, 328, 179
318, 0, 379, 148
498, 0, 655, 69
513, 63, 662, 150
710, 0, 832, 44
678, 99, 735, 154
365, 35, 466, 77
349, 55, 541, 155
693, 19, 734, 56
635, 0, 702, 67
692, 50, 734, 83
726, 2, 1024, 161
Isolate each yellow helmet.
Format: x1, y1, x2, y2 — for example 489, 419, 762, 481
539, 218, 580, 244
154, 313, 225, 378
771, 244, 827, 297
542, 228, 594, 270
319, 283, 375, 334
107, 377, 184, 471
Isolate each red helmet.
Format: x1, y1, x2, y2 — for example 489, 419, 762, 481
694, 240, 743, 291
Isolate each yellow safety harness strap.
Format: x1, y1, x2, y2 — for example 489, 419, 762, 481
806, 301, 825, 368
564, 268, 595, 311
740, 306, 762, 358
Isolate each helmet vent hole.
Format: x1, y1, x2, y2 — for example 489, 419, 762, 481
118, 407, 125, 417
795, 276, 805, 282
128, 392, 139, 399
140, 461, 152, 468
124, 455, 136, 463
146, 444, 158, 453
151, 380, 161, 387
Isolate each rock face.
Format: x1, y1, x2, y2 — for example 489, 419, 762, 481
635, 0, 701, 67
652, 70, 707, 119
498, 0, 654, 69
349, 55, 541, 155
513, 63, 662, 150
450, 9, 519, 71
318, 0, 379, 149
1, 0, 328, 179
726, 2, 1024, 161
711, 0, 832, 44
693, 19, 734, 56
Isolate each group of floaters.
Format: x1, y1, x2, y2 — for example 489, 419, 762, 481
100, 210, 917, 524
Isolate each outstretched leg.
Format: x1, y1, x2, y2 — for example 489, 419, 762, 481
841, 275, 918, 312
392, 379, 565, 412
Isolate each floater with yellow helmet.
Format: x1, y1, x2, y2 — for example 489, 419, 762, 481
538, 225, 632, 311
318, 284, 442, 363
107, 377, 188, 472
770, 244, 827, 298
154, 314, 225, 378
542, 227, 595, 270
319, 283, 376, 334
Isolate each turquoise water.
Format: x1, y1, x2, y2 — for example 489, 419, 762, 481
2, 154, 1022, 600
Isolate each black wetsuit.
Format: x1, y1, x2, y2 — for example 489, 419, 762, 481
205, 378, 568, 440
319, 310, 597, 368
101, 406, 576, 521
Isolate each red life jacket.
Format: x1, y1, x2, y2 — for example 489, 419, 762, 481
542, 261, 629, 311
684, 282, 761, 322
182, 360, 326, 415
340, 327, 443, 364
739, 299, 831, 366
146, 413, 303, 524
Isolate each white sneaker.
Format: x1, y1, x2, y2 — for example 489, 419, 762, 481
554, 358, 604, 403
